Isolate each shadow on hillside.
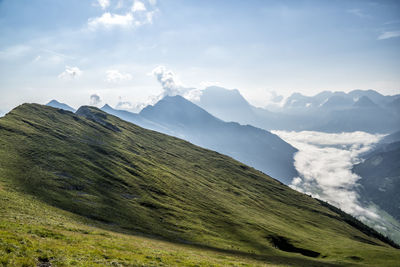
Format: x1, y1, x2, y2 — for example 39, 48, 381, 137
77, 218, 345, 267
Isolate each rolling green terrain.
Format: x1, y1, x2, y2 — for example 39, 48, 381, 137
0, 103, 399, 266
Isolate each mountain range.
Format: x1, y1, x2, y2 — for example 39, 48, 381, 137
354, 130, 400, 223
97, 96, 299, 184
43, 93, 400, 239
1, 103, 399, 266
194, 87, 400, 133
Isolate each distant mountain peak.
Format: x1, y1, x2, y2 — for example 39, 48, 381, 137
162, 94, 187, 102
205, 85, 239, 92
201, 86, 250, 106
47, 99, 61, 105
353, 96, 378, 108
290, 92, 306, 98
203, 86, 243, 96
101, 104, 112, 109
321, 95, 354, 109
195, 86, 256, 124
140, 94, 212, 122
46, 99, 76, 112
349, 89, 384, 97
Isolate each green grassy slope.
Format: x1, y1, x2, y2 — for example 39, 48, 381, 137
0, 181, 310, 267
0, 103, 399, 266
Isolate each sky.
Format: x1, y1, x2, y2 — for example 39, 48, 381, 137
1, 0, 400, 112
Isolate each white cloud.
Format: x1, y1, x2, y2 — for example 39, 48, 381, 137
32, 49, 71, 65
151, 65, 184, 96
41, 49, 72, 59
148, 0, 156, 6
115, 100, 148, 112
58, 66, 82, 80
106, 69, 132, 83
97, 0, 110, 10
88, 0, 157, 30
279, 131, 382, 148
273, 130, 387, 225
273, 130, 400, 244
184, 88, 203, 102
88, 12, 134, 29
378, 31, 400, 40
132, 0, 146, 12
116, 101, 135, 110
150, 65, 202, 102
90, 94, 102, 106
117, 93, 162, 112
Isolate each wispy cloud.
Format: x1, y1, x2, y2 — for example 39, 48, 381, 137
383, 20, 400, 25
0, 45, 31, 60
105, 69, 132, 83
378, 31, 400, 40
347, 8, 370, 18
41, 49, 73, 60
58, 66, 82, 80
33, 49, 73, 65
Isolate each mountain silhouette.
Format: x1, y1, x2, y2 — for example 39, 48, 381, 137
46, 99, 76, 112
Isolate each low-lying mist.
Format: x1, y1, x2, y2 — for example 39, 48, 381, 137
273, 130, 400, 243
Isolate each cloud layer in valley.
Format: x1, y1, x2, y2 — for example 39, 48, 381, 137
272, 131, 394, 228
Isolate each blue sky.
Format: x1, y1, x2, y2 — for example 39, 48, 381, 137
0, 0, 399, 112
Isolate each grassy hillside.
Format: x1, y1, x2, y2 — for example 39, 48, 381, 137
0, 103, 399, 266
0, 180, 317, 266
